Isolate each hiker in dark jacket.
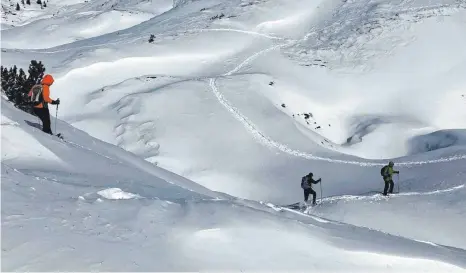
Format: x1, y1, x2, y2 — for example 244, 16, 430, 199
301, 172, 321, 205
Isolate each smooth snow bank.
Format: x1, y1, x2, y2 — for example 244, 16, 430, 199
1, 111, 61, 163
2, 98, 466, 271
1, 114, 18, 126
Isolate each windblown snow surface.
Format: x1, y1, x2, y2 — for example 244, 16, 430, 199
2, 0, 466, 271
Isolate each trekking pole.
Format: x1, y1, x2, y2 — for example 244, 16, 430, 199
55, 105, 58, 134
319, 180, 323, 204
397, 173, 400, 193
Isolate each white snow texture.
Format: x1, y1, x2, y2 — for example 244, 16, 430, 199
1, 0, 466, 271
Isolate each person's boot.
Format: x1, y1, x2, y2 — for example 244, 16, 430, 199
42, 128, 53, 135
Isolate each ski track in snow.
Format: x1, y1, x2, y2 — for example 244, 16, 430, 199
5, 14, 466, 167
207, 31, 466, 167
394, 184, 465, 196
10, 28, 289, 54
322, 184, 465, 202
193, 28, 292, 41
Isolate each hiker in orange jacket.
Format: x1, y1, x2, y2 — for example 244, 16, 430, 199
29, 74, 60, 135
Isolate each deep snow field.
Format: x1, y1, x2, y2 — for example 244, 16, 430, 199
2, 0, 466, 271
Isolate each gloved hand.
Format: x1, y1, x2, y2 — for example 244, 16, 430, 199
51, 98, 60, 105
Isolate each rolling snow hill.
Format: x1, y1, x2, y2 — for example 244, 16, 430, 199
2, 0, 466, 270
2, 0, 465, 202
2, 96, 466, 271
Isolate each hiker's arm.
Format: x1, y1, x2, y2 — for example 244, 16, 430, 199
311, 178, 321, 184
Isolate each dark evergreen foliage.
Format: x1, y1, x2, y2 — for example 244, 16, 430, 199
1, 60, 47, 114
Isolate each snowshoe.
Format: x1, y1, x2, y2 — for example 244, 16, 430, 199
54, 133, 64, 140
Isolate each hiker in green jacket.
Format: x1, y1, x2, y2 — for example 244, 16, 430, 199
381, 161, 399, 195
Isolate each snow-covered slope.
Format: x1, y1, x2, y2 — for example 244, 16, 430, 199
1, 0, 173, 48
2, 0, 466, 269
2, 0, 465, 202
4, 98, 466, 271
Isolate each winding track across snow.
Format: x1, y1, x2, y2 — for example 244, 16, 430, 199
9, 15, 465, 167
207, 32, 466, 167
14, 28, 290, 54
320, 184, 465, 203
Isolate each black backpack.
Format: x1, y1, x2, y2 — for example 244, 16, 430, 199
380, 166, 388, 176
300, 176, 308, 189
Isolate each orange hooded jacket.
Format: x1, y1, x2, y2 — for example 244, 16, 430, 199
33, 74, 55, 109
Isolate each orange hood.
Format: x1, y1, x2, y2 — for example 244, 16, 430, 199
41, 74, 54, 86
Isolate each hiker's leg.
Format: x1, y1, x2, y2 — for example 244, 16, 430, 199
310, 189, 317, 204
34, 108, 47, 132
388, 179, 394, 193
383, 180, 389, 196
304, 189, 310, 202
42, 108, 52, 134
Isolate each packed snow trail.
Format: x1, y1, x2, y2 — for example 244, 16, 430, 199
319, 184, 465, 203
208, 43, 466, 167
9, 28, 288, 54
6, 14, 465, 166
192, 28, 290, 41
4, 5, 465, 168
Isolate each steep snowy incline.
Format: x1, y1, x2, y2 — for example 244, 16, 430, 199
4, 98, 466, 271
0, 98, 221, 200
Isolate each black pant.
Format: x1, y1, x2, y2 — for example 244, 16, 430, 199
383, 178, 394, 195
33, 107, 52, 135
304, 188, 316, 204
